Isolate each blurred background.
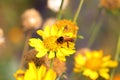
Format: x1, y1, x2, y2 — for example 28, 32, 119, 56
0, 0, 120, 80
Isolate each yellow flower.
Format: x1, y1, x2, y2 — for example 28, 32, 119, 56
74, 50, 118, 80
113, 74, 120, 80
29, 25, 75, 61
14, 62, 57, 80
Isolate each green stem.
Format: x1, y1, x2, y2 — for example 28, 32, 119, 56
87, 9, 103, 47
50, 58, 54, 68
110, 33, 120, 80
73, 0, 84, 23
57, 0, 64, 20
88, 21, 102, 47
19, 30, 33, 69
115, 33, 120, 60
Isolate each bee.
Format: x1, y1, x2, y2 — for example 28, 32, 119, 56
56, 36, 74, 47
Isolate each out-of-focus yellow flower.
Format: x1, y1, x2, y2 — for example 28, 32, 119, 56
47, 0, 69, 12
55, 19, 79, 38
74, 50, 118, 80
8, 27, 24, 44
14, 62, 57, 80
22, 8, 42, 31
113, 74, 120, 80
99, 0, 120, 10
29, 25, 75, 61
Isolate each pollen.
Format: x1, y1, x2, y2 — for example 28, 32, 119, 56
43, 36, 58, 51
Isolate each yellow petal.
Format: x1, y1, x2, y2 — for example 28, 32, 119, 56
74, 54, 86, 66
59, 56, 66, 61
102, 55, 111, 61
24, 62, 37, 80
51, 25, 58, 36
89, 71, 98, 80
85, 51, 92, 59
36, 49, 47, 58
60, 48, 75, 56
37, 30, 45, 39
48, 51, 55, 59
44, 69, 57, 80
107, 60, 118, 67
29, 38, 43, 48
93, 50, 103, 58
83, 69, 92, 76
63, 32, 73, 38
57, 27, 64, 36
83, 69, 98, 80
44, 26, 51, 37
99, 71, 110, 79
38, 65, 47, 80
99, 68, 109, 73
90, 71, 99, 80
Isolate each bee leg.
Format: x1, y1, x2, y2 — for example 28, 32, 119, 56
67, 42, 69, 48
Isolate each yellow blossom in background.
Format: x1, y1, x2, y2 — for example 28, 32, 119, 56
14, 62, 57, 80
74, 50, 118, 80
113, 74, 120, 80
99, 0, 120, 10
8, 27, 24, 44
29, 25, 75, 61
55, 19, 79, 38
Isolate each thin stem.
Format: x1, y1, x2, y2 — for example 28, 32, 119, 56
19, 30, 33, 69
73, 0, 84, 23
87, 9, 103, 47
57, 0, 64, 20
115, 33, 120, 60
110, 33, 120, 80
50, 58, 54, 68
88, 21, 102, 47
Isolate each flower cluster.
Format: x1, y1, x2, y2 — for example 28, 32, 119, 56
99, 0, 120, 10
13, 0, 120, 80
99, 0, 120, 14
14, 19, 78, 80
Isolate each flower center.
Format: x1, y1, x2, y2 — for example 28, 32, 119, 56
43, 36, 58, 51
85, 58, 102, 71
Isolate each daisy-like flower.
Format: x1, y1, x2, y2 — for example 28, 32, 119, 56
14, 62, 57, 80
74, 50, 118, 80
29, 25, 75, 61
55, 19, 79, 38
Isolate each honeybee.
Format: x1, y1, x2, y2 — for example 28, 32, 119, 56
56, 36, 74, 47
